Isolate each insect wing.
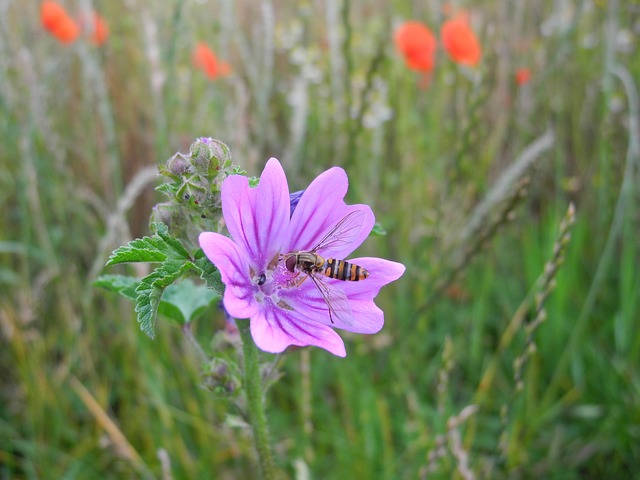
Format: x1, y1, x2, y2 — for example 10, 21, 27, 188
308, 273, 354, 326
311, 210, 366, 255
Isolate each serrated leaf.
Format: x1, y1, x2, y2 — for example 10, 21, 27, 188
194, 251, 224, 294
93, 274, 138, 301
134, 261, 196, 338
95, 275, 218, 326
106, 243, 167, 265
106, 224, 190, 266
155, 182, 176, 197
153, 222, 190, 259
150, 221, 169, 235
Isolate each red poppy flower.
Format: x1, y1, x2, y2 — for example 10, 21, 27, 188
41, 1, 80, 44
441, 14, 482, 67
395, 21, 437, 73
515, 67, 531, 86
192, 42, 232, 80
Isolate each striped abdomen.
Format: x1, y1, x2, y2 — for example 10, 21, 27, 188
284, 252, 369, 281
319, 258, 369, 281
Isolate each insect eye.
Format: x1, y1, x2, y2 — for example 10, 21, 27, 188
285, 256, 297, 272
257, 274, 266, 285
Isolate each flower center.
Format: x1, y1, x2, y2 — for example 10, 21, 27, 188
252, 257, 298, 303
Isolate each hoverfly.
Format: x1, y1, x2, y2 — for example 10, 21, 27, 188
281, 210, 369, 325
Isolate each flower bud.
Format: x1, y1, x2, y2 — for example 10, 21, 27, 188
150, 202, 177, 228
189, 137, 233, 176
203, 357, 240, 396
166, 152, 192, 176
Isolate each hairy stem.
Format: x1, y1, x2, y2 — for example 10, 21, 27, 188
238, 319, 276, 480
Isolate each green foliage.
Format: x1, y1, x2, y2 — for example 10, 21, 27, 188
94, 275, 219, 327
101, 223, 222, 338
160, 278, 220, 325
106, 223, 190, 266
370, 222, 387, 236
134, 262, 196, 337
194, 249, 224, 291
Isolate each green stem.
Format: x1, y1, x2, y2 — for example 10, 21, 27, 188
182, 323, 208, 365
238, 319, 276, 480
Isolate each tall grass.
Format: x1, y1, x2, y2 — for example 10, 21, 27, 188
1, 0, 638, 478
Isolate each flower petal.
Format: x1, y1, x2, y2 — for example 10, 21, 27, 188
281, 280, 384, 334
337, 257, 406, 300
279, 256, 405, 334
250, 302, 347, 357
221, 158, 290, 270
198, 232, 259, 319
286, 167, 375, 258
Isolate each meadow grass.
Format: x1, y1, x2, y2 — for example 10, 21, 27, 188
1, 0, 639, 478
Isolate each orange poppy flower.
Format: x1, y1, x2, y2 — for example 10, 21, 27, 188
87, 12, 109, 46
441, 14, 482, 67
515, 67, 531, 86
41, 1, 79, 44
395, 21, 437, 72
41, 1, 66, 30
192, 42, 232, 80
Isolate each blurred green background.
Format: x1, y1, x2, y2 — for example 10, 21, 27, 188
1, 0, 639, 478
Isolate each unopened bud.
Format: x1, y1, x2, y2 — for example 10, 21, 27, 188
189, 137, 233, 175
166, 153, 192, 176
150, 203, 178, 229
203, 357, 240, 396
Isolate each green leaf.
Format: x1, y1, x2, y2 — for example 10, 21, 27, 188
101, 227, 224, 338
155, 182, 176, 197
162, 280, 220, 324
95, 274, 219, 326
93, 274, 138, 301
194, 249, 224, 293
152, 222, 191, 258
371, 222, 387, 236
248, 176, 259, 187
134, 261, 195, 338
106, 223, 190, 266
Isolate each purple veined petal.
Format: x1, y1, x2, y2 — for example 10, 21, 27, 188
280, 277, 384, 334
336, 257, 406, 300
340, 298, 384, 334
285, 166, 375, 258
221, 158, 290, 270
198, 232, 260, 319
288, 209, 361, 259
279, 256, 405, 334
250, 301, 347, 357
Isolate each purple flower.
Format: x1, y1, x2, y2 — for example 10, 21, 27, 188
198, 158, 405, 357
